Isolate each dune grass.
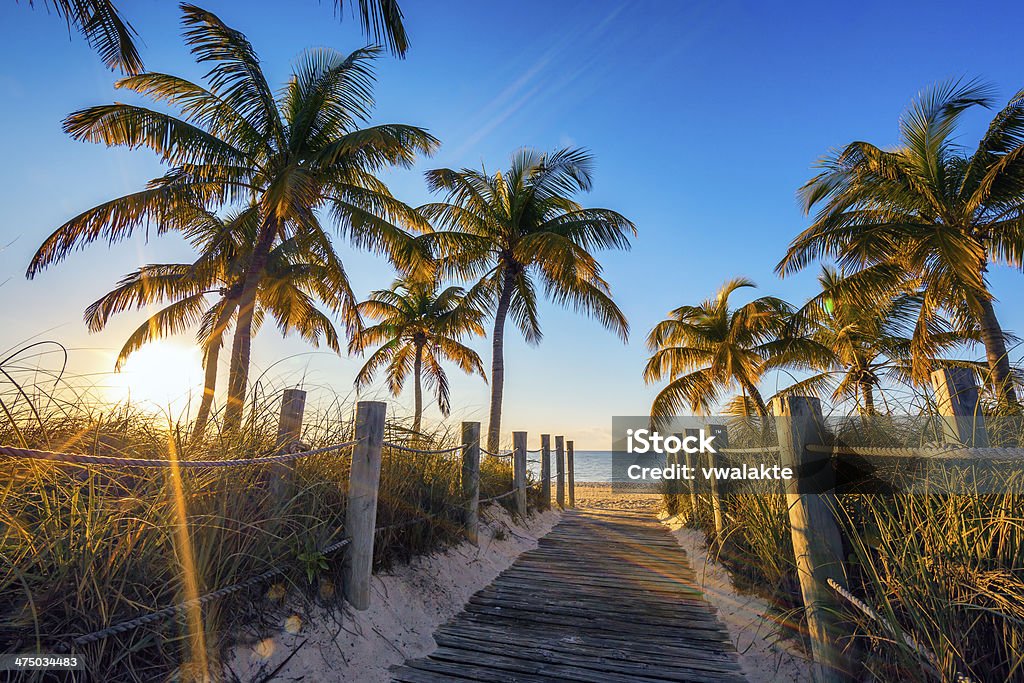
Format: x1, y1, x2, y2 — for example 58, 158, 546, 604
665, 414, 1024, 682
0, 361, 523, 682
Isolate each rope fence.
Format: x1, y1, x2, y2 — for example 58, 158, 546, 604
381, 441, 467, 455
807, 443, 1024, 460
479, 489, 517, 504
0, 440, 362, 469
718, 445, 781, 454
825, 578, 971, 682
70, 537, 351, 648
4, 390, 578, 659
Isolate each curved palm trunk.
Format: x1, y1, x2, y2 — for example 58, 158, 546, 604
976, 295, 1019, 411
487, 271, 515, 453
740, 378, 770, 417
191, 299, 237, 442
412, 342, 424, 433
224, 218, 277, 432
191, 344, 221, 442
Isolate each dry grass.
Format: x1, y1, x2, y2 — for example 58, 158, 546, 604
667, 413, 1024, 682
0, 354, 523, 682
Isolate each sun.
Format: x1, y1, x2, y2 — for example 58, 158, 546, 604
106, 341, 206, 415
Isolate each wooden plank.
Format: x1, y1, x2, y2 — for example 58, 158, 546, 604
434, 633, 745, 681
435, 624, 742, 669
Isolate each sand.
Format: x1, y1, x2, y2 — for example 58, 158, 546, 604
224, 506, 559, 682
658, 512, 813, 682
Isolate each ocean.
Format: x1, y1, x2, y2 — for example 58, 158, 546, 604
526, 450, 623, 483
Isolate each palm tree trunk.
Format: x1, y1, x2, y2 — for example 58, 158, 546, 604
487, 271, 515, 453
975, 294, 1019, 411
191, 299, 237, 442
740, 378, 770, 417
191, 344, 221, 441
224, 218, 277, 431
413, 341, 424, 433
860, 380, 877, 417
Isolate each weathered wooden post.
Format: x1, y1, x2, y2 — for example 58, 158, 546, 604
675, 431, 698, 519
271, 389, 306, 499
685, 428, 705, 525
541, 434, 552, 511
772, 395, 854, 683
343, 401, 386, 610
513, 431, 528, 517
567, 440, 576, 508
931, 368, 989, 447
461, 421, 481, 545
705, 424, 727, 541
555, 435, 565, 508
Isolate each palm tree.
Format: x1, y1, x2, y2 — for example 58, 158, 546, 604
787, 266, 973, 416
644, 278, 826, 418
777, 79, 1024, 410
21, 0, 409, 75
27, 4, 438, 430
352, 276, 487, 428
419, 148, 635, 451
85, 207, 349, 439
351, 278, 486, 433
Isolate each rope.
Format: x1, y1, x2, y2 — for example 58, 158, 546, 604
807, 443, 1024, 459
826, 578, 973, 682
718, 446, 781, 454
0, 439, 361, 469
479, 489, 516, 504
382, 442, 466, 455
479, 447, 514, 458
526, 448, 543, 453
70, 538, 350, 647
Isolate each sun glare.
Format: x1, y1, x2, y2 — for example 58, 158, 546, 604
106, 341, 205, 415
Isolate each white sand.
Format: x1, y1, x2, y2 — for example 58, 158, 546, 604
225, 506, 559, 682
659, 512, 813, 683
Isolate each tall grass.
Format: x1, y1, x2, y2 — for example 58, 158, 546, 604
0, 360, 524, 682
668, 412, 1024, 682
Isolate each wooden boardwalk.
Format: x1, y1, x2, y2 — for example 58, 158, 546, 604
392, 509, 746, 682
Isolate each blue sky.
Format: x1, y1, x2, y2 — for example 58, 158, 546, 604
1, 0, 1023, 448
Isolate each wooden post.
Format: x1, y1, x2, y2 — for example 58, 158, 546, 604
704, 425, 727, 541
461, 421, 481, 545
555, 436, 565, 508
675, 432, 698, 519
685, 428, 705, 524
513, 431, 527, 517
567, 440, 576, 508
540, 434, 552, 511
931, 368, 989, 447
343, 401, 386, 610
272, 389, 306, 499
772, 396, 854, 683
